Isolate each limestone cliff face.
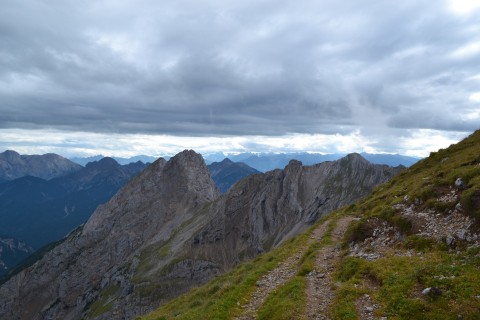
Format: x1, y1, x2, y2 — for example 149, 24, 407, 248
184, 153, 404, 269
0, 152, 402, 320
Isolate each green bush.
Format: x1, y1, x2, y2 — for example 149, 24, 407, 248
336, 256, 363, 282
460, 188, 480, 219
391, 215, 413, 235
404, 235, 434, 252
345, 219, 371, 244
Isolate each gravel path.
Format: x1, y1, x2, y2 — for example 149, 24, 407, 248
304, 217, 354, 320
234, 220, 332, 320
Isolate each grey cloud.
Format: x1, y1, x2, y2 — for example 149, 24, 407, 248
0, 0, 479, 138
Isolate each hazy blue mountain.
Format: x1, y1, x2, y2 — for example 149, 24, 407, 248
69, 155, 105, 166
359, 152, 419, 167
203, 152, 228, 164
71, 155, 161, 166
229, 153, 341, 172
207, 158, 260, 192
0, 150, 81, 183
112, 155, 159, 165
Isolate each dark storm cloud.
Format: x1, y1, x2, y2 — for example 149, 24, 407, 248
0, 0, 479, 136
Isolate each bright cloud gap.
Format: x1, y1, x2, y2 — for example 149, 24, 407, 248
0, 128, 470, 159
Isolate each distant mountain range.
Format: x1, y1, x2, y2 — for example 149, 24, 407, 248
70, 154, 160, 166
0, 150, 81, 183
71, 152, 420, 172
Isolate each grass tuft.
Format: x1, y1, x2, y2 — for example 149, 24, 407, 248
257, 276, 306, 320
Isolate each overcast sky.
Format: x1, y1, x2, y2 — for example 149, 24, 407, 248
1, 0, 479, 158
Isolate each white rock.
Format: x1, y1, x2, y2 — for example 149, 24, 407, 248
455, 178, 464, 189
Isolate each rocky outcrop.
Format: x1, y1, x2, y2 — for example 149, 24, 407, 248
0, 150, 82, 182
0, 152, 402, 320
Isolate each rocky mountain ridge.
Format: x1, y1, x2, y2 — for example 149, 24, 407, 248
184, 154, 404, 269
0, 151, 403, 319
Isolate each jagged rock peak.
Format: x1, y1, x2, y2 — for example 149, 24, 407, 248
150, 157, 167, 169
343, 152, 369, 163
166, 150, 208, 178
286, 159, 303, 167
164, 150, 219, 200
283, 159, 303, 176
169, 149, 204, 165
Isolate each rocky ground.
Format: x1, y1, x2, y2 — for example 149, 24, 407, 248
349, 187, 480, 263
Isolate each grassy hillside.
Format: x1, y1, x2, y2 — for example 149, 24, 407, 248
139, 130, 480, 320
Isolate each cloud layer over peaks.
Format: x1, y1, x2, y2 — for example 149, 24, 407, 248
1, 0, 479, 139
